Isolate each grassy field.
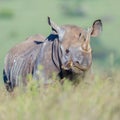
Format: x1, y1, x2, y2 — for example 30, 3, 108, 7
0, 0, 120, 119
0, 70, 120, 120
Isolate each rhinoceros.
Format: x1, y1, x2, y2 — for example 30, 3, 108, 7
3, 17, 102, 92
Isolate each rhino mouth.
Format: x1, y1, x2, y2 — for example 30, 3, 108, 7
62, 61, 91, 73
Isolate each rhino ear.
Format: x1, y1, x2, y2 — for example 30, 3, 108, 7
48, 17, 65, 41
48, 16, 60, 33
91, 19, 102, 37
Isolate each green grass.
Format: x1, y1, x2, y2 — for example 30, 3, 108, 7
0, 70, 120, 120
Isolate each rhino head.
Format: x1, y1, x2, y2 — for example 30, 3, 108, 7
48, 17, 102, 73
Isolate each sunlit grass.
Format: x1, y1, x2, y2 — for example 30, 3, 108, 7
0, 69, 120, 120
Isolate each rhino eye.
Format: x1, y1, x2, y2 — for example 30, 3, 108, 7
66, 49, 70, 54
79, 33, 81, 37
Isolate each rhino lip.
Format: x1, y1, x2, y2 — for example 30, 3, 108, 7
62, 61, 91, 72
61, 61, 73, 70
73, 62, 89, 71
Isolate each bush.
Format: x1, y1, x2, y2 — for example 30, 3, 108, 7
0, 8, 14, 19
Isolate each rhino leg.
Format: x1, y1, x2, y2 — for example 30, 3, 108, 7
3, 69, 13, 92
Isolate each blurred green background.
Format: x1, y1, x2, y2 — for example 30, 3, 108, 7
0, 0, 120, 80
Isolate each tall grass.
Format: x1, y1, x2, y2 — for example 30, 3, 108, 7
0, 69, 120, 120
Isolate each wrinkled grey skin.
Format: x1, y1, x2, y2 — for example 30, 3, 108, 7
3, 17, 102, 92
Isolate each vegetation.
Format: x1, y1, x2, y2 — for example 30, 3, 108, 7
0, 8, 14, 19
0, 0, 120, 119
0, 70, 120, 120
